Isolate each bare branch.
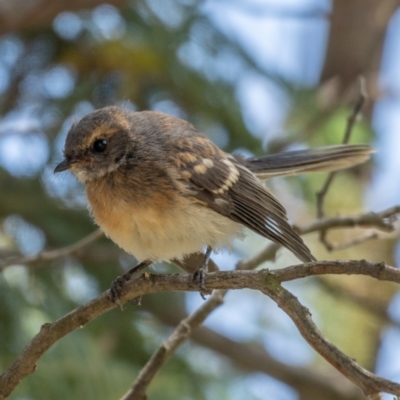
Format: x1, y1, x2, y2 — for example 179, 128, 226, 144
326, 232, 380, 251
238, 205, 400, 270
146, 301, 366, 400
264, 280, 389, 399
2, 260, 400, 399
0, 229, 103, 271
273, 260, 400, 284
297, 205, 400, 234
342, 77, 368, 144
316, 77, 368, 249
120, 290, 227, 400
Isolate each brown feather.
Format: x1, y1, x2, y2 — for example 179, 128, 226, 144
244, 144, 373, 179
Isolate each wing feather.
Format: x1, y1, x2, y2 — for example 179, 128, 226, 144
168, 134, 315, 262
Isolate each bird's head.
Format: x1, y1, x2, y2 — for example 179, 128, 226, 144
54, 106, 134, 183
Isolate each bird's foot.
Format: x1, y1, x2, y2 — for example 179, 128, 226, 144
109, 260, 151, 309
192, 247, 213, 300
109, 273, 132, 309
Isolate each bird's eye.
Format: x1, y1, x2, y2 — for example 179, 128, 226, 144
93, 139, 107, 153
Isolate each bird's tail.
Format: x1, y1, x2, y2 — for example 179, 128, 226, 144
244, 144, 374, 180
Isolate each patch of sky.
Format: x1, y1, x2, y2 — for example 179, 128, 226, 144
43, 65, 77, 99
53, 12, 83, 40
3, 215, 46, 256
91, 5, 126, 41
0, 107, 49, 176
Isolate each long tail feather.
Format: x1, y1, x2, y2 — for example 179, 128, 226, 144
244, 144, 373, 180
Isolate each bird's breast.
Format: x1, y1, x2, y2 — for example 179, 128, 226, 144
85, 178, 243, 262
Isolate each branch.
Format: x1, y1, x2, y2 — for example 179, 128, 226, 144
342, 77, 368, 144
325, 232, 380, 251
297, 206, 400, 234
264, 281, 388, 400
120, 290, 227, 400
0, 229, 103, 271
273, 260, 400, 283
237, 205, 400, 270
145, 301, 366, 400
2, 260, 400, 399
316, 76, 368, 249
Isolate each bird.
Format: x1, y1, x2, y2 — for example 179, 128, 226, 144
54, 106, 373, 301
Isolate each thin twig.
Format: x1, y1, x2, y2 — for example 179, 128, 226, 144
264, 279, 388, 399
272, 260, 400, 283
120, 290, 227, 400
0, 229, 103, 271
144, 297, 365, 400
2, 260, 400, 399
237, 205, 400, 270
327, 232, 380, 251
342, 77, 368, 144
296, 206, 400, 234
122, 235, 259, 398
316, 76, 368, 249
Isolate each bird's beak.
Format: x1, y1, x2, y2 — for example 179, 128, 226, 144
54, 158, 75, 173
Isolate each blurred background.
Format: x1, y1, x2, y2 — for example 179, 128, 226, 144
1, 1, 400, 399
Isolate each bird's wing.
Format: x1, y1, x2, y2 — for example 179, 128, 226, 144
168, 135, 315, 262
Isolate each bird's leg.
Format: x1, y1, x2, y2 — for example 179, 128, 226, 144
193, 246, 213, 299
110, 260, 152, 306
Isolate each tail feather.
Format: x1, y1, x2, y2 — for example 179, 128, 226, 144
244, 144, 373, 180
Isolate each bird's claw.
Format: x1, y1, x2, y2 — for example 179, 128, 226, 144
109, 272, 132, 309
193, 267, 212, 300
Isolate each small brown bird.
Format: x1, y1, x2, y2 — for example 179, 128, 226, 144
55, 106, 373, 300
